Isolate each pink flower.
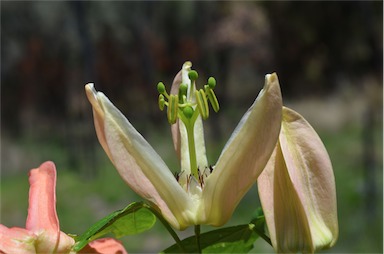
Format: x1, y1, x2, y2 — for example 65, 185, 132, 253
0, 161, 127, 254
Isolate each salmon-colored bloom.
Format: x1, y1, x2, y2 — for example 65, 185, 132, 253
85, 62, 283, 230
258, 107, 338, 253
0, 161, 127, 254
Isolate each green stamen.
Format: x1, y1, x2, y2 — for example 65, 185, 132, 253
188, 70, 198, 81
206, 88, 220, 112
179, 83, 188, 95
195, 89, 209, 120
179, 83, 188, 103
167, 95, 179, 124
156, 66, 220, 180
158, 94, 165, 111
157, 82, 166, 94
208, 77, 216, 88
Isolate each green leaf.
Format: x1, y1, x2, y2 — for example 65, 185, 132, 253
162, 223, 259, 253
73, 202, 156, 252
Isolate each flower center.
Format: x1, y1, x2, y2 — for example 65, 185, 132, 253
157, 68, 219, 183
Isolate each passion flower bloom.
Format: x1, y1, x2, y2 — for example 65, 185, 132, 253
85, 62, 283, 230
0, 161, 127, 254
257, 107, 338, 253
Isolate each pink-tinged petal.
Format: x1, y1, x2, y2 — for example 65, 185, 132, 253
170, 69, 183, 159
258, 142, 313, 252
258, 107, 338, 253
85, 84, 195, 230
26, 161, 60, 252
78, 238, 127, 254
86, 83, 114, 161
203, 73, 282, 226
256, 146, 277, 249
0, 225, 36, 254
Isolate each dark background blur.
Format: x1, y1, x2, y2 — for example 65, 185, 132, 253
1, 1, 383, 253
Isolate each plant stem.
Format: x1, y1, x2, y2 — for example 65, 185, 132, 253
144, 204, 185, 253
195, 225, 202, 253
254, 228, 272, 246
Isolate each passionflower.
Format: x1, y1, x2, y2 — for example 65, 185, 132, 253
0, 161, 127, 254
257, 107, 338, 253
85, 61, 282, 230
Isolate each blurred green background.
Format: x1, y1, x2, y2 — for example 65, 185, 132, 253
1, 1, 382, 253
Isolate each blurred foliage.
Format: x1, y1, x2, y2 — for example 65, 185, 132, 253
1, 1, 383, 253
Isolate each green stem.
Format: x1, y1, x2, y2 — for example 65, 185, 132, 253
185, 119, 198, 178
195, 225, 202, 253
144, 204, 185, 253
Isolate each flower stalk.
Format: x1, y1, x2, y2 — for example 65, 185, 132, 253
195, 225, 202, 254
144, 203, 185, 253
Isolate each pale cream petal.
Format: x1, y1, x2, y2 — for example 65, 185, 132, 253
86, 83, 114, 161
203, 73, 282, 226
258, 107, 338, 253
258, 142, 314, 253
256, 145, 277, 248
88, 85, 195, 230
280, 107, 338, 249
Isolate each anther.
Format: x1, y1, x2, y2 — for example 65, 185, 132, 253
157, 82, 166, 94
174, 172, 180, 181
158, 94, 165, 111
167, 94, 179, 124
195, 89, 209, 119
206, 88, 220, 113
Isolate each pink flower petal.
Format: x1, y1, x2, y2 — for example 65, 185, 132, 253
26, 161, 60, 252
0, 225, 36, 254
25, 161, 75, 253
78, 238, 128, 254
